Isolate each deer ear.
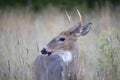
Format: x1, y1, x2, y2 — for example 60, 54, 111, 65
76, 22, 92, 36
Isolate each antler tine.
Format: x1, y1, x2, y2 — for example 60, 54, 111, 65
65, 10, 71, 23
76, 8, 82, 24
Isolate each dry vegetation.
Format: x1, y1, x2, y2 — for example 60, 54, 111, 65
0, 6, 120, 80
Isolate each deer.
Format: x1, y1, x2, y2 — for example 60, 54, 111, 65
33, 9, 92, 80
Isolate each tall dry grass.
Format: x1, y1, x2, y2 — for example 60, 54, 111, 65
0, 6, 120, 80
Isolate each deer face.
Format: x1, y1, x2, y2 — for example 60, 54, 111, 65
41, 22, 92, 55
41, 9, 92, 55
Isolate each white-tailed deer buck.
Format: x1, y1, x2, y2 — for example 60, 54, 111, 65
33, 9, 92, 80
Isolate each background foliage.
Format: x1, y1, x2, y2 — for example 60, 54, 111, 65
0, 0, 120, 11
0, 0, 120, 80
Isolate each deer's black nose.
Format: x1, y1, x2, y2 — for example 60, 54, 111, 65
41, 48, 47, 54
41, 48, 52, 55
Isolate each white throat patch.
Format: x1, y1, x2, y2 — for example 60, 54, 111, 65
57, 51, 72, 63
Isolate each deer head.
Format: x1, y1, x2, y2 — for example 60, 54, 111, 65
41, 9, 92, 55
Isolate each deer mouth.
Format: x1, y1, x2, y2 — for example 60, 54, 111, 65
41, 48, 52, 55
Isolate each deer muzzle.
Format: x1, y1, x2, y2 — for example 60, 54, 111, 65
41, 48, 52, 55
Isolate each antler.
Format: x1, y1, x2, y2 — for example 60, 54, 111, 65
65, 9, 84, 33
65, 10, 71, 23
76, 8, 82, 24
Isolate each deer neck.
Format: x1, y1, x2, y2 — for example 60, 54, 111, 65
57, 43, 78, 63
57, 51, 72, 63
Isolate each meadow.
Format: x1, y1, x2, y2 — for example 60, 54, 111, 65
0, 6, 120, 80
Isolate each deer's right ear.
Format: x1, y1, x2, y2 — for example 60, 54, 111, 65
77, 22, 92, 36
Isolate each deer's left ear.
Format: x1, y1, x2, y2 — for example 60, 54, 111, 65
76, 22, 92, 36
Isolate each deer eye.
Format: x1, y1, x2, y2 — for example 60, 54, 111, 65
59, 37, 65, 41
